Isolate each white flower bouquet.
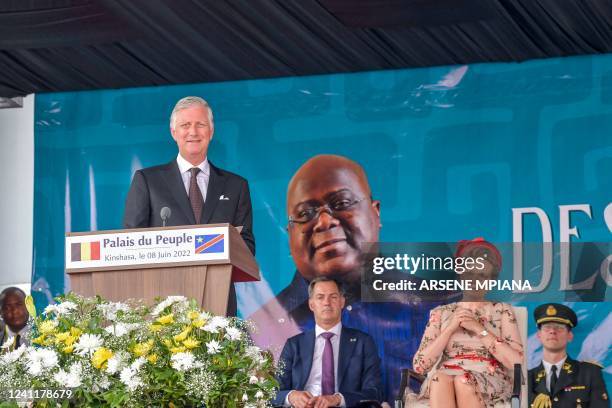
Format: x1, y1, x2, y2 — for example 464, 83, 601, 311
0, 294, 278, 407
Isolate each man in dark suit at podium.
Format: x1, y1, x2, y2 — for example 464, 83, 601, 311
274, 277, 382, 408
123, 96, 255, 316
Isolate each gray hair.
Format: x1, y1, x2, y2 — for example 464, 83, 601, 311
169, 96, 214, 130
308, 277, 345, 298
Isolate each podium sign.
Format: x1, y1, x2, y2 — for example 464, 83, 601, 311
65, 224, 259, 316
66, 226, 230, 270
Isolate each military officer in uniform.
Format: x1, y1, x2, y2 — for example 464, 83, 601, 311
528, 303, 609, 408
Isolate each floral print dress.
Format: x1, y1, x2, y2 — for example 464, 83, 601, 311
412, 302, 523, 407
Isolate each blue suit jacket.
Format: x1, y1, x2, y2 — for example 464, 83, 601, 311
273, 326, 382, 407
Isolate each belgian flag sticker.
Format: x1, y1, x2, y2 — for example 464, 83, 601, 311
71, 241, 101, 261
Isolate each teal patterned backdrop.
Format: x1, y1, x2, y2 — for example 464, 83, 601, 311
33, 53, 612, 391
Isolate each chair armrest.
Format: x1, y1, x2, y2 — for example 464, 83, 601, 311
406, 368, 426, 384
395, 368, 426, 407
395, 368, 409, 408
510, 363, 523, 408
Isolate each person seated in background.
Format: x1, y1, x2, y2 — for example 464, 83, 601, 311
528, 303, 608, 408
0, 287, 31, 351
411, 238, 524, 408
274, 277, 382, 408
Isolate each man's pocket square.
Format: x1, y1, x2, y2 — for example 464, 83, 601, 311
219, 195, 230, 200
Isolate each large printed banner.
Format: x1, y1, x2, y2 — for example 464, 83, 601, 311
33, 53, 612, 402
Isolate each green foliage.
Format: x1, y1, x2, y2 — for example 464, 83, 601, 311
0, 294, 279, 407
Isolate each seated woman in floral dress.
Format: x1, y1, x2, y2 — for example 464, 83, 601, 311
411, 238, 524, 408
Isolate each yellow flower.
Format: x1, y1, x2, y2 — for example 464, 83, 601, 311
173, 327, 192, 342
64, 335, 77, 346
55, 331, 70, 342
54, 332, 77, 347
156, 314, 174, 325
147, 354, 158, 364
187, 310, 200, 320
39, 320, 57, 335
183, 337, 200, 349
92, 347, 113, 369
133, 340, 154, 357
163, 339, 173, 348
25, 295, 37, 318
70, 327, 82, 337
169, 346, 186, 354
149, 324, 163, 332
62, 345, 74, 354
32, 334, 46, 345
191, 318, 205, 328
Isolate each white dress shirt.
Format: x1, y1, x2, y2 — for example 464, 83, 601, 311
285, 322, 345, 407
543, 356, 566, 392
4, 324, 30, 348
176, 154, 210, 204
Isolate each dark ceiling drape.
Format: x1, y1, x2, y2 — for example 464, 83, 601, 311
1, 0, 611, 97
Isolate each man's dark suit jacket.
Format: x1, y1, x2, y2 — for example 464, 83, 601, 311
528, 357, 609, 408
273, 326, 382, 407
123, 159, 255, 316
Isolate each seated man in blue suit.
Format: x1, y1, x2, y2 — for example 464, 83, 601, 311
274, 277, 382, 408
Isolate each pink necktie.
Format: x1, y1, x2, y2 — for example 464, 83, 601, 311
321, 332, 335, 395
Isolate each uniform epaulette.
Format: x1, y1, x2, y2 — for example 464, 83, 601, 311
581, 360, 603, 369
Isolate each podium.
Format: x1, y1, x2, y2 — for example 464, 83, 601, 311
65, 224, 259, 316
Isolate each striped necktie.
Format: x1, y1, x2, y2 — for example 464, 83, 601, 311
189, 167, 204, 224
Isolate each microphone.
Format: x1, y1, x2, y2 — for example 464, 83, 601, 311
160, 207, 171, 227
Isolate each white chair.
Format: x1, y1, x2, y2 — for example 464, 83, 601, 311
397, 306, 528, 408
